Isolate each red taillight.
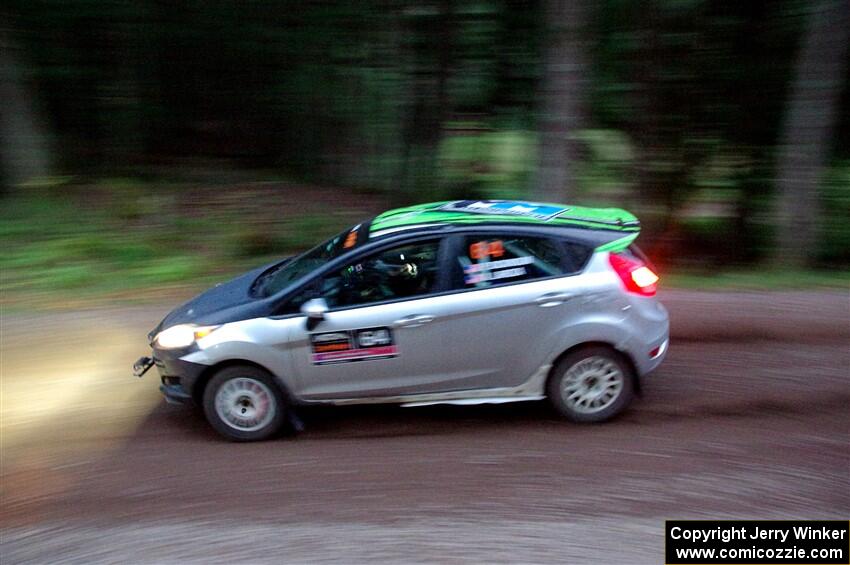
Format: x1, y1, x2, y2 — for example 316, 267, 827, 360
609, 253, 659, 296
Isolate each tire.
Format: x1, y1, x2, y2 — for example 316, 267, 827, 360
203, 365, 288, 441
547, 346, 635, 423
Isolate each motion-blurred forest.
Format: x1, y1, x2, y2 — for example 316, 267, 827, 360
2, 0, 849, 303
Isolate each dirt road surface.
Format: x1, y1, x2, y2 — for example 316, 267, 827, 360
1, 291, 848, 563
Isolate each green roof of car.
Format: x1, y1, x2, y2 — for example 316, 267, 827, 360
368, 200, 641, 252
371, 200, 638, 233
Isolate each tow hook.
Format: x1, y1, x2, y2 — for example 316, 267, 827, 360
133, 356, 154, 378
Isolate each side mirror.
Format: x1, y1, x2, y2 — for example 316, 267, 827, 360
301, 298, 329, 320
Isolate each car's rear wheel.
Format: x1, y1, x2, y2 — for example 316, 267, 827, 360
203, 365, 287, 441
547, 346, 635, 423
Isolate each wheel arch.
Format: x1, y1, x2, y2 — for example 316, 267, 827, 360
191, 359, 292, 406
546, 341, 641, 396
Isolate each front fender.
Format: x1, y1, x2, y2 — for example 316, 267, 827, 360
180, 333, 299, 400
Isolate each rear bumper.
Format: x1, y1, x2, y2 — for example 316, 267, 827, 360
623, 305, 670, 377
637, 335, 669, 375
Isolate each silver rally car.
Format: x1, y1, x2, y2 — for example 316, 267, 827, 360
134, 200, 669, 441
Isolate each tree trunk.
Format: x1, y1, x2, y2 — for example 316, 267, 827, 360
533, 0, 588, 202
0, 26, 52, 189
772, 0, 850, 268
394, 0, 453, 205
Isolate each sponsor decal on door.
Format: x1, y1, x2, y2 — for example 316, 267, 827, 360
310, 327, 398, 365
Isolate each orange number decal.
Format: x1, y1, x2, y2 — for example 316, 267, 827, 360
344, 230, 358, 248
470, 240, 504, 260
470, 241, 487, 260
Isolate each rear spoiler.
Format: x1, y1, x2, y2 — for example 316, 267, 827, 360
549, 207, 640, 253
594, 232, 639, 253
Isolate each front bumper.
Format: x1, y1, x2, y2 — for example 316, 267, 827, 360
134, 346, 208, 406
160, 381, 193, 405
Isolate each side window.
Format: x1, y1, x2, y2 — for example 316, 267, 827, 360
563, 241, 592, 272
326, 240, 441, 307
453, 235, 567, 289
285, 240, 442, 312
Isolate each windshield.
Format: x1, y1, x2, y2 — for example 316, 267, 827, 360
253, 223, 367, 297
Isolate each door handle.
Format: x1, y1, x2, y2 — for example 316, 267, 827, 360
535, 292, 573, 308
393, 314, 436, 328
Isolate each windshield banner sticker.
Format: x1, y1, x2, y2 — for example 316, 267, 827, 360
441, 200, 570, 221
310, 327, 398, 365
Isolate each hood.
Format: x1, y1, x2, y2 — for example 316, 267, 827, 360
150, 260, 283, 340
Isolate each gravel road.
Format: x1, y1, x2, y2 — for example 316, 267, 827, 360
1, 290, 848, 564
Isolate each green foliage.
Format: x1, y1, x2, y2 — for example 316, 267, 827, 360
574, 128, 636, 202
276, 215, 346, 253
665, 269, 850, 290
0, 179, 380, 306
2, 0, 848, 281
131, 256, 204, 284
818, 161, 850, 265
437, 127, 536, 199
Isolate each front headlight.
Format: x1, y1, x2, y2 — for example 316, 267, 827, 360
154, 324, 219, 349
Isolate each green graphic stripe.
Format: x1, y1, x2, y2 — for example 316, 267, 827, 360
371, 201, 640, 234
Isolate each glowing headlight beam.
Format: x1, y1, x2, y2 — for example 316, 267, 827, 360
154, 324, 219, 349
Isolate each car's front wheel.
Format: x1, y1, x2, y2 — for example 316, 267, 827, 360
203, 365, 288, 441
547, 346, 635, 423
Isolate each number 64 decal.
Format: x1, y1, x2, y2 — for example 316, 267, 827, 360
469, 240, 504, 260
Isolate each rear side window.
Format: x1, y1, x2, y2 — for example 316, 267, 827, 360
563, 241, 592, 272
451, 235, 568, 289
